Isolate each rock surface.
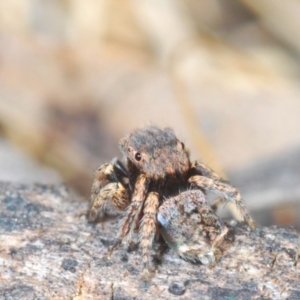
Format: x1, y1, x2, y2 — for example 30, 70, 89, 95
0, 182, 299, 299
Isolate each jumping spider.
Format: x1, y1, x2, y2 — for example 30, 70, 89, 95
89, 126, 255, 279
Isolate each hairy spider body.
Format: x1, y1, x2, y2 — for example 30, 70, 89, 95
89, 125, 255, 279
158, 190, 228, 265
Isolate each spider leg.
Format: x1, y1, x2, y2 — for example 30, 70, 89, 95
89, 158, 130, 222
191, 161, 228, 182
211, 224, 228, 248
91, 158, 129, 193
210, 197, 225, 212
190, 161, 228, 211
140, 192, 159, 280
188, 175, 256, 230
195, 222, 228, 266
89, 182, 129, 222
109, 174, 149, 254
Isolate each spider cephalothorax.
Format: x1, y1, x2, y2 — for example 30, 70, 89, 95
119, 126, 190, 180
89, 125, 255, 279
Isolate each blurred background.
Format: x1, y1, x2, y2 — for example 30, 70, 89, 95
1, 0, 300, 229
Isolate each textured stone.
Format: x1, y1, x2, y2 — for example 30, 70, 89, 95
0, 182, 299, 299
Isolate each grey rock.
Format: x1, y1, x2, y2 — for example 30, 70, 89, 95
0, 182, 299, 299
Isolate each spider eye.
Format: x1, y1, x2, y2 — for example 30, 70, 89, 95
135, 152, 142, 161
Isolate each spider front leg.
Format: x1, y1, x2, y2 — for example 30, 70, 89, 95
89, 158, 130, 222
109, 174, 149, 254
140, 192, 159, 280
189, 162, 256, 231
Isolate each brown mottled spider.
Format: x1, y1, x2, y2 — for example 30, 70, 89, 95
89, 126, 255, 279
157, 189, 229, 266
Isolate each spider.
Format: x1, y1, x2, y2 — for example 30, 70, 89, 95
157, 189, 229, 266
88, 125, 255, 279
